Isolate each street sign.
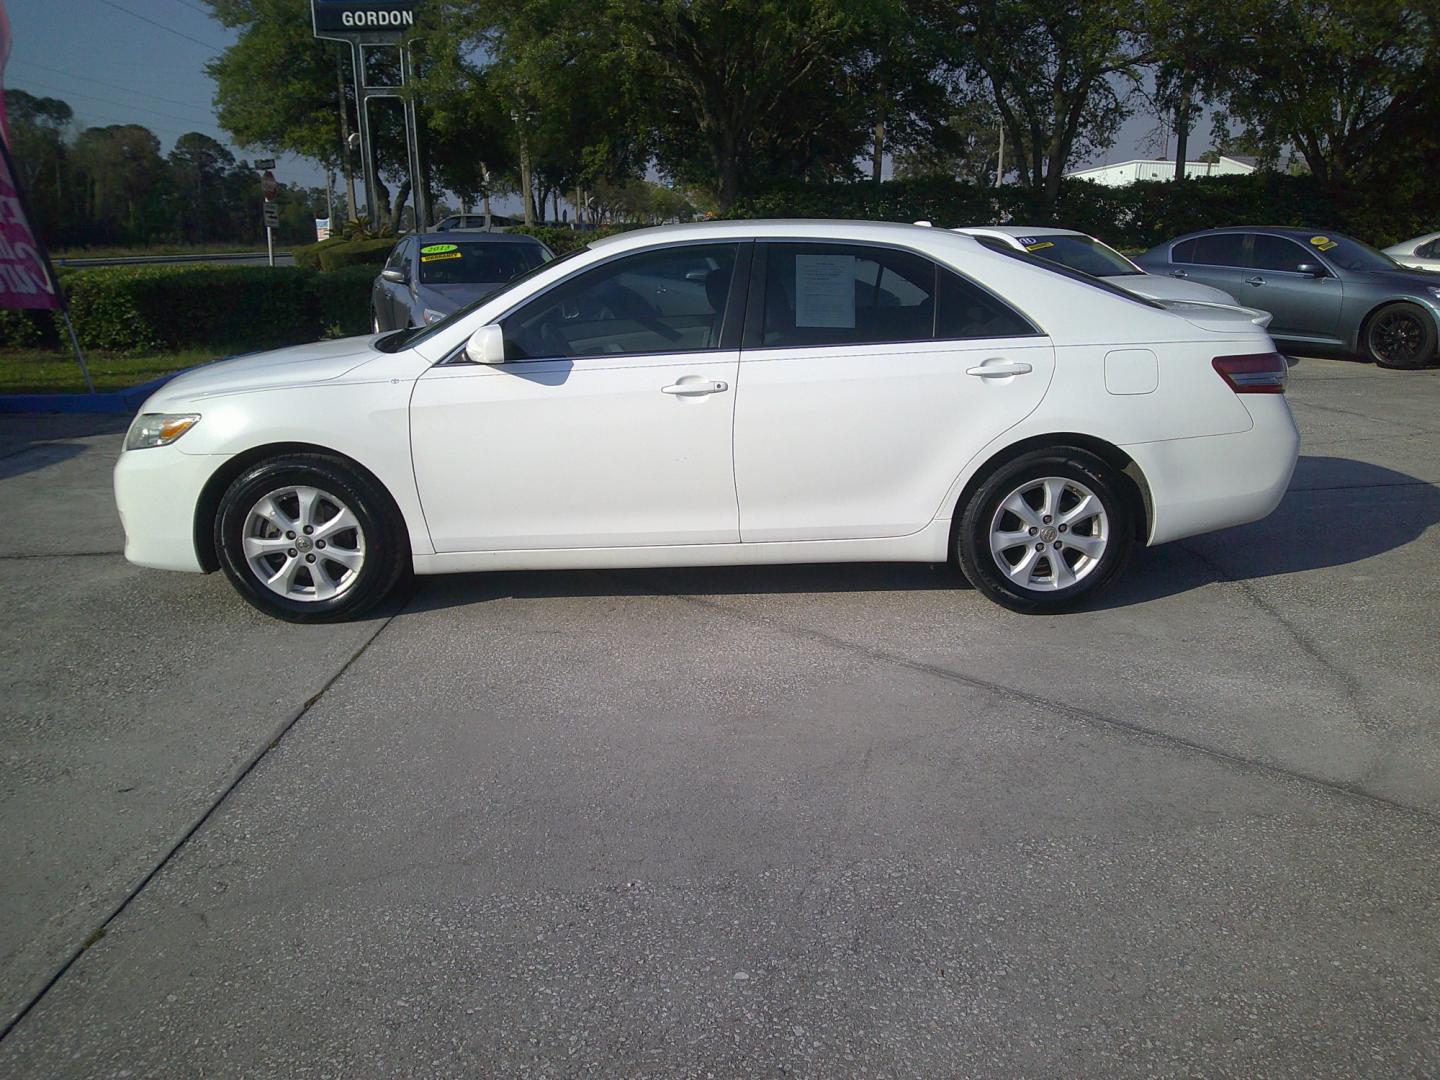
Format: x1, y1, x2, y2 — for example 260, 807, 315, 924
261, 170, 279, 201
312, 0, 420, 37
262, 201, 280, 228
254, 158, 277, 170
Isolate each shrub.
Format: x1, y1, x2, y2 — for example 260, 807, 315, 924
310, 265, 377, 338
292, 235, 353, 270
728, 173, 1439, 250
31, 264, 377, 356
317, 237, 395, 272
0, 308, 54, 348
508, 224, 638, 255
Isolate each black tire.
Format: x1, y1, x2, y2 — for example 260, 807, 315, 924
956, 448, 1134, 614
1363, 302, 1436, 369
214, 453, 410, 623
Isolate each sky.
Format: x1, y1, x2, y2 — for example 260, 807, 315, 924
4, 0, 1205, 212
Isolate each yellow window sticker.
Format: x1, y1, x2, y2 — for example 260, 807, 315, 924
421, 250, 463, 263
1309, 235, 1337, 251
1025, 241, 1055, 252
420, 243, 458, 255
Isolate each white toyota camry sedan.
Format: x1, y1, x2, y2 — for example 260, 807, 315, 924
114, 220, 1299, 621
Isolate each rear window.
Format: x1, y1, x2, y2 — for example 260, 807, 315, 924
1014, 233, 1143, 276
1188, 234, 1247, 267
417, 242, 549, 285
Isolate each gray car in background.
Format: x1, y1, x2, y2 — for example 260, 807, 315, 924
1135, 227, 1440, 368
1383, 231, 1440, 273
372, 232, 553, 331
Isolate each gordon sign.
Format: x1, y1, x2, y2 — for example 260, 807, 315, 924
312, 0, 419, 34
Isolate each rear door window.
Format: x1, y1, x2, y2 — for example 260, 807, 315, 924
1190, 234, 1248, 267
760, 243, 1033, 348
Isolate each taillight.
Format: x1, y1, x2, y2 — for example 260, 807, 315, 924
1212, 352, 1288, 394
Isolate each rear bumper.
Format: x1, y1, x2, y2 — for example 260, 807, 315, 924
1126, 395, 1300, 546
113, 446, 222, 572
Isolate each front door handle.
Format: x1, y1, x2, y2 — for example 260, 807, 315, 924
966, 361, 1033, 378
1245, 275, 1266, 286
662, 379, 728, 395
1171, 269, 1189, 278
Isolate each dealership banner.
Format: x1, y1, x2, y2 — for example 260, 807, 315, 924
0, 139, 61, 311
0, 0, 11, 147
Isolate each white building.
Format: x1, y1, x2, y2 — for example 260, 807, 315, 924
1065, 155, 1256, 187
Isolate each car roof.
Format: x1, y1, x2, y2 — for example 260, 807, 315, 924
410, 231, 545, 247
1168, 225, 1352, 241
586, 218, 992, 253
954, 226, 1087, 240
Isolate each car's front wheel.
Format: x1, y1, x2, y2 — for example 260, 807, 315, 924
956, 448, 1134, 614
1363, 302, 1436, 369
215, 454, 410, 622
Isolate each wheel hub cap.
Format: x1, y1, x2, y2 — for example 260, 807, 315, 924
988, 476, 1109, 593
242, 485, 365, 603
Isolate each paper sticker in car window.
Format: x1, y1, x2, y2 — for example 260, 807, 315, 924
1309, 235, 1337, 251
421, 249, 463, 263
1025, 241, 1055, 252
420, 243, 458, 255
1017, 236, 1037, 246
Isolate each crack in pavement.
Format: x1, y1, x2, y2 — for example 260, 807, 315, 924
0, 604, 404, 1046
605, 573, 1440, 831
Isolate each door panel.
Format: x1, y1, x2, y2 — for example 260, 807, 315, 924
1244, 235, 1343, 341
411, 354, 740, 551
734, 339, 1054, 541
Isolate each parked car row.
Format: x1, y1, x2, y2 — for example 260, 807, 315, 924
373, 222, 1440, 369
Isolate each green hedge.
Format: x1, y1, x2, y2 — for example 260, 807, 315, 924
0, 264, 377, 354
317, 237, 395, 272
508, 225, 637, 255
729, 173, 1438, 251
292, 234, 353, 270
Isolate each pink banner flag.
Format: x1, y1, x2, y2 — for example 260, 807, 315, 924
0, 1, 62, 312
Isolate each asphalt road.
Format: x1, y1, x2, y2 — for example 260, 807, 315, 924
1, 358, 1438, 1077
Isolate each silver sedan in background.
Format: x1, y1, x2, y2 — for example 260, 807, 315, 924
1383, 232, 1440, 273
372, 232, 553, 331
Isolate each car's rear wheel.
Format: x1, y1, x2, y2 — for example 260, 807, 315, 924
215, 454, 410, 622
1364, 302, 1436, 369
956, 448, 1134, 614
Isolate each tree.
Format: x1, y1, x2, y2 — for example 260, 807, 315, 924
926, 0, 1149, 209
70, 125, 168, 244
5, 90, 74, 245
611, 0, 875, 207
1210, 0, 1440, 189
892, 99, 1003, 183
169, 132, 237, 243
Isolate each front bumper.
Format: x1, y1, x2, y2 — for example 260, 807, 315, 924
1127, 394, 1300, 546
113, 445, 225, 572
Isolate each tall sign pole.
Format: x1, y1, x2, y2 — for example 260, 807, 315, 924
312, 1, 427, 234
258, 161, 279, 267
0, 0, 92, 391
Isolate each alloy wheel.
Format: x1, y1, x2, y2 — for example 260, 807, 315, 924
988, 476, 1109, 592
242, 485, 365, 602
1370, 309, 1425, 366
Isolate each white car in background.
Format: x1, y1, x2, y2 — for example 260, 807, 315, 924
956, 226, 1267, 315
114, 220, 1298, 621
1382, 232, 1440, 273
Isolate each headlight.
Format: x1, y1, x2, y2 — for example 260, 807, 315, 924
423, 308, 447, 324
125, 413, 200, 450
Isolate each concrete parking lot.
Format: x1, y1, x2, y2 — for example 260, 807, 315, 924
1, 357, 1438, 1077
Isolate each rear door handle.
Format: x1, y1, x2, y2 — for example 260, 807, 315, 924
662, 379, 728, 395
966, 361, 1032, 378
1245, 275, 1266, 286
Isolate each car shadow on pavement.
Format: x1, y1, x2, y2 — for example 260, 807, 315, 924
0, 415, 128, 480
402, 455, 1436, 616
1098, 454, 1440, 608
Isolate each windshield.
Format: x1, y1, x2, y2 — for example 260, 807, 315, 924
417, 241, 548, 285
1017, 233, 1144, 276
377, 246, 588, 353
1308, 233, 1400, 272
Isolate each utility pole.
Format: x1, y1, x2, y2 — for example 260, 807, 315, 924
996, 121, 1005, 185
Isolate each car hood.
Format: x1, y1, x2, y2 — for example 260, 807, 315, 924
148, 335, 381, 405
415, 281, 505, 311
1112, 272, 1238, 305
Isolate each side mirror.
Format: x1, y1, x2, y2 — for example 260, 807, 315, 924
464, 324, 507, 365
380, 268, 407, 284
1296, 262, 1327, 277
